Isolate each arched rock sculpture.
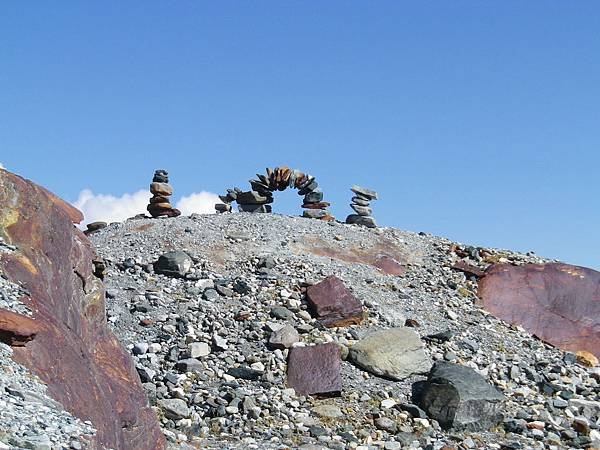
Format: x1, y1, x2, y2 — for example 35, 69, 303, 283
215, 166, 334, 220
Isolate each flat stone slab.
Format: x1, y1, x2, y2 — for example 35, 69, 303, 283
236, 190, 273, 205
348, 328, 431, 380
478, 263, 600, 357
305, 276, 363, 327
351, 185, 378, 200
417, 362, 505, 431
150, 182, 173, 196
287, 343, 341, 396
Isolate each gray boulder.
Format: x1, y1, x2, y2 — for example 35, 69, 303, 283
345, 214, 377, 228
154, 251, 192, 277
417, 362, 505, 431
348, 328, 431, 380
268, 324, 299, 349
158, 398, 190, 420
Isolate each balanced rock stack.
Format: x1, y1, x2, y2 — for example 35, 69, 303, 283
146, 169, 181, 218
345, 185, 378, 228
214, 188, 239, 213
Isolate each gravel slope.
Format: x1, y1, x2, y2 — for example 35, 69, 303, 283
90, 213, 600, 450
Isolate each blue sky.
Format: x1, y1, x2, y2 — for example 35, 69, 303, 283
1, 2, 599, 269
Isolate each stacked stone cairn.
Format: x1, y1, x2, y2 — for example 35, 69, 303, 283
146, 169, 181, 218
214, 166, 334, 220
345, 185, 378, 228
215, 189, 238, 213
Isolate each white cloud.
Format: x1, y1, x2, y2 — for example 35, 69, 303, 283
72, 188, 220, 226
176, 191, 221, 215
0, 162, 4, 169
73, 189, 150, 225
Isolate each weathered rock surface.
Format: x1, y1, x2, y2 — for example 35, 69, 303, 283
305, 276, 363, 327
348, 328, 431, 380
0, 308, 42, 346
417, 362, 505, 431
0, 170, 165, 450
479, 263, 600, 357
287, 343, 341, 396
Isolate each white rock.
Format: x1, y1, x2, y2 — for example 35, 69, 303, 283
188, 342, 211, 358
380, 398, 396, 409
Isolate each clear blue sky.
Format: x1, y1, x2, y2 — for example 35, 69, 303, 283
1, 2, 599, 269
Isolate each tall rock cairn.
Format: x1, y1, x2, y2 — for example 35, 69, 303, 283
345, 185, 378, 228
147, 169, 181, 218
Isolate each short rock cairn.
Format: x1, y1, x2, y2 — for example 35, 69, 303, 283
147, 170, 181, 218
215, 167, 334, 221
345, 185, 378, 228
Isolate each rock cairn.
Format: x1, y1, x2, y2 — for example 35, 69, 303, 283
346, 185, 378, 228
215, 166, 334, 220
147, 170, 181, 218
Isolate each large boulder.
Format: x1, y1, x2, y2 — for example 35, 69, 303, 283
348, 328, 431, 380
0, 170, 165, 450
416, 362, 505, 431
479, 263, 600, 357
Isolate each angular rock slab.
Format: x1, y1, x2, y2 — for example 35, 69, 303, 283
417, 362, 505, 431
0, 170, 165, 450
478, 263, 600, 357
348, 328, 431, 380
287, 343, 341, 396
305, 276, 363, 327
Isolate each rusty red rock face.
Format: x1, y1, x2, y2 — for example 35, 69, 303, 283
306, 276, 363, 328
0, 171, 165, 450
292, 235, 408, 276
0, 308, 42, 346
478, 263, 600, 357
287, 343, 342, 396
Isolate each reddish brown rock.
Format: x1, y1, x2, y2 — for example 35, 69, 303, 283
292, 235, 409, 276
452, 260, 486, 278
305, 276, 363, 327
478, 263, 600, 357
373, 255, 405, 276
287, 343, 342, 396
0, 308, 43, 346
0, 171, 165, 450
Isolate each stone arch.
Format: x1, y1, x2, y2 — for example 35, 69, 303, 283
215, 166, 334, 220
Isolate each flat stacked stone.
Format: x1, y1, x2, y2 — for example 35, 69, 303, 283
236, 189, 273, 213
346, 185, 378, 228
215, 188, 239, 213
147, 170, 181, 218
